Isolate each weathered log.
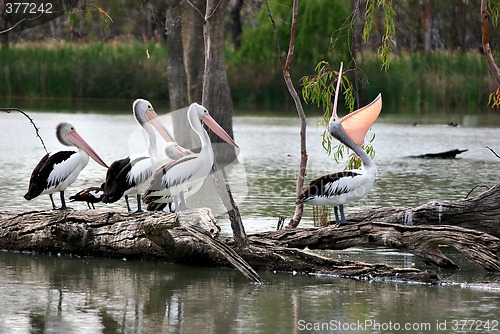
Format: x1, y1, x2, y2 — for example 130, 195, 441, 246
251, 222, 500, 272
0, 209, 439, 283
347, 182, 500, 238
145, 222, 262, 284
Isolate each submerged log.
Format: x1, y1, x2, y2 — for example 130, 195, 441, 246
408, 148, 468, 159
0, 209, 439, 284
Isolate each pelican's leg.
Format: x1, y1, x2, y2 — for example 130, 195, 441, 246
178, 192, 188, 211
339, 204, 347, 226
164, 199, 176, 213
333, 206, 340, 227
125, 195, 132, 212
136, 194, 143, 212
91, 203, 96, 209
59, 191, 70, 210
49, 194, 57, 210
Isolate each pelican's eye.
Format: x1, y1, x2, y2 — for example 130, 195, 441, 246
148, 105, 152, 109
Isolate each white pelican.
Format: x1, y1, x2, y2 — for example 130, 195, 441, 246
102, 99, 179, 212
143, 102, 238, 211
297, 63, 382, 226
24, 122, 108, 210
69, 185, 104, 209
146, 142, 195, 212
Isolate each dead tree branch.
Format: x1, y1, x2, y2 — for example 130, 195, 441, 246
481, 0, 500, 84
265, 0, 307, 228
1, 108, 48, 153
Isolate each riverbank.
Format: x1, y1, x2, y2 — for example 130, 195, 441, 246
0, 42, 496, 110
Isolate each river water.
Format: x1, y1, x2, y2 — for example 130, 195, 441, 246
1, 100, 500, 333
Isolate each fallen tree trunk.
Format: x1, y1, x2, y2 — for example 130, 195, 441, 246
347, 182, 500, 238
250, 223, 500, 272
0, 209, 439, 284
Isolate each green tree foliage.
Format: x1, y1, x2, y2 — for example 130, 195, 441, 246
231, 0, 351, 68
362, 0, 396, 71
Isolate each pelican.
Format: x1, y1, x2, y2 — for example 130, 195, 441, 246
146, 143, 195, 212
102, 99, 179, 212
142, 102, 237, 211
297, 63, 382, 226
24, 122, 108, 210
69, 184, 104, 209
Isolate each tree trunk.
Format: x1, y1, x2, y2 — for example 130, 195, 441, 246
201, 0, 247, 249
0, 1, 9, 49
202, 0, 237, 163
182, 0, 205, 105
229, 0, 244, 48
281, 0, 307, 229
2, 185, 500, 282
423, 0, 432, 54
0, 209, 441, 284
165, 0, 193, 148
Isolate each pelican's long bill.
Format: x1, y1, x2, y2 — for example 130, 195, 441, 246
330, 62, 382, 146
201, 114, 238, 147
65, 130, 109, 168
144, 109, 175, 143
340, 94, 382, 146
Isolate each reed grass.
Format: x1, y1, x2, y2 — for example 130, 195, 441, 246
0, 43, 496, 109
356, 52, 495, 109
1, 42, 168, 99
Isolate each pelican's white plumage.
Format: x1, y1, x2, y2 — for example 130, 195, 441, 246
102, 99, 177, 212
143, 103, 237, 211
298, 63, 382, 226
24, 122, 108, 209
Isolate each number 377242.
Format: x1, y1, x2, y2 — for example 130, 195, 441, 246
5, 2, 53, 14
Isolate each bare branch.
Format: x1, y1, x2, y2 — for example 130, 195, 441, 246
481, 0, 500, 84
0, 18, 25, 34
266, 0, 307, 228
184, 0, 206, 21
465, 184, 491, 199
486, 145, 500, 159
264, 1, 283, 66
1, 108, 48, 154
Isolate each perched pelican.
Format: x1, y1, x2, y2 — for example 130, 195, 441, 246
24, 122, 108, 210
102, 99, 178, 212
143, 102, 237, 211
163, 141, 192, 160
146, 143, 194, 212
297, 63, 382, 226
69, 184, 104, 209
